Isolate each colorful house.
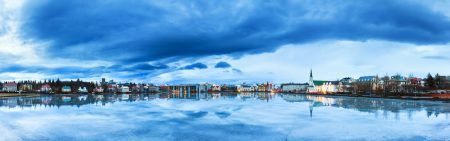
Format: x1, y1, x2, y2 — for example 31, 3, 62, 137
94, 86, 104, 93
19, 84, 33, 92
40, 84, 52, 93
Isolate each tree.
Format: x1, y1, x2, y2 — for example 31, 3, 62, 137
425, 73, 436, 89
435, 73, 444, 89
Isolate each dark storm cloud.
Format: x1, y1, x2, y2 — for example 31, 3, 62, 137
20, 0, 450, 65
215, 62, 231, 68
182, 63, 208, 70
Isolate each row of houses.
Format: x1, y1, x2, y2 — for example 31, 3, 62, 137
280, 71, 450, 94
163, 82, 274, 94
2, 73, 449, 94
0, 79, 160, 94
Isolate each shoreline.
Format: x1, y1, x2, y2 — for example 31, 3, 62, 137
0, 93, 42, 98
292, 93, 450, 101
1, 92, 449, 101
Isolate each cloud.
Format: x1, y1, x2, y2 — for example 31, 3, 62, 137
422, 55, 449, 60
181, 63, 208, 70
215, 62, 231, 68
1, 0, 449, 82
129, 63, 169, 70
0, 63, 171, 80
19, 0, 450, 65
232, 68, 243, 74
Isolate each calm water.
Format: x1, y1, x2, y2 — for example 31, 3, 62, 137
0, 93, 449, 141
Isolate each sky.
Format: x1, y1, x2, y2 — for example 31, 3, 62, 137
0, 0, 450, 84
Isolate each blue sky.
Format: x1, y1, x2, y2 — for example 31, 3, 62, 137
0, 0, 450, 84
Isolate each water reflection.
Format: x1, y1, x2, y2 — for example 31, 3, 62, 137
0, 93, 449, 141
1, 93, 450, 117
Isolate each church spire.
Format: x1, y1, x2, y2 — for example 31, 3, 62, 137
309, 69, 314, 85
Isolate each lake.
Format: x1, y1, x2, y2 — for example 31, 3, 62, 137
0, 93, 449, 141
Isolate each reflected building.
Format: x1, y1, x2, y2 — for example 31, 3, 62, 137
1, 93, 449, 118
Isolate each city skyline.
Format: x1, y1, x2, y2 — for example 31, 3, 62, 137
1, 0, 450, 83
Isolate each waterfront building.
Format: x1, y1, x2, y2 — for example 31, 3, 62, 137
2, 82, 18, 92
280, 83, 309, 93
313, 81, 340, 94
356, 76, 382, 92
211, 84, 221, 92
147, 85, 160, 93
390, 75, 407, 85
19, 84, 33, 92
107, 81, 118, 93
199, 83, 213, 92
119, 86, 130, 93
407, 77, 423, 86
237, 84, 255, 92
62, 86, 71, 93
308, 70, 340, 94
101, 78, 106, 85
221, 84, 238, 92
168, 84, 200, 93
339, 77, 356, 92
387, 75, 407, 93
257, 82, 273, 92
94, 86, 104, 93
131, 85, 140, 93
78, 87, 88, 93
40, 84, 52, 93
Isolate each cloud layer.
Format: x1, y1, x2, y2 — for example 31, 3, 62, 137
0, 0, 450, 82
20, 0, 450, 63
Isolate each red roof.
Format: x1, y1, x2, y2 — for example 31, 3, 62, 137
41, 84, 51, 88
3, 82, 17, 87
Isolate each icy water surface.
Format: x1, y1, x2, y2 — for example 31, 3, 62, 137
0, 93, 449, 141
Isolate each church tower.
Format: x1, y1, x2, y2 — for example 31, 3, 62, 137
309, 69, 314, 86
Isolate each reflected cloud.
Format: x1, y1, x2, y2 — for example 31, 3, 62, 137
1, 93, 450, 140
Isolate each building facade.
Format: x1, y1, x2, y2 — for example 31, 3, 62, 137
40, 84, 52, 93
280, 83, 309, 93
2, 82, 18, 92
62, 86, 71, 93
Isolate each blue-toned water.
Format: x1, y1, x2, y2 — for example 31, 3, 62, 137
0, 93, 449, 141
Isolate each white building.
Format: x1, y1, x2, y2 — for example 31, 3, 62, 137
78, 87, 88, 93
308, 70, 340, 94
211, 84, 221, 91
312, 81, 340, 94
281, 83, 309, 93
40, 84, 52, 93
237, 84, 255, 92
119, 86, 130, 93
